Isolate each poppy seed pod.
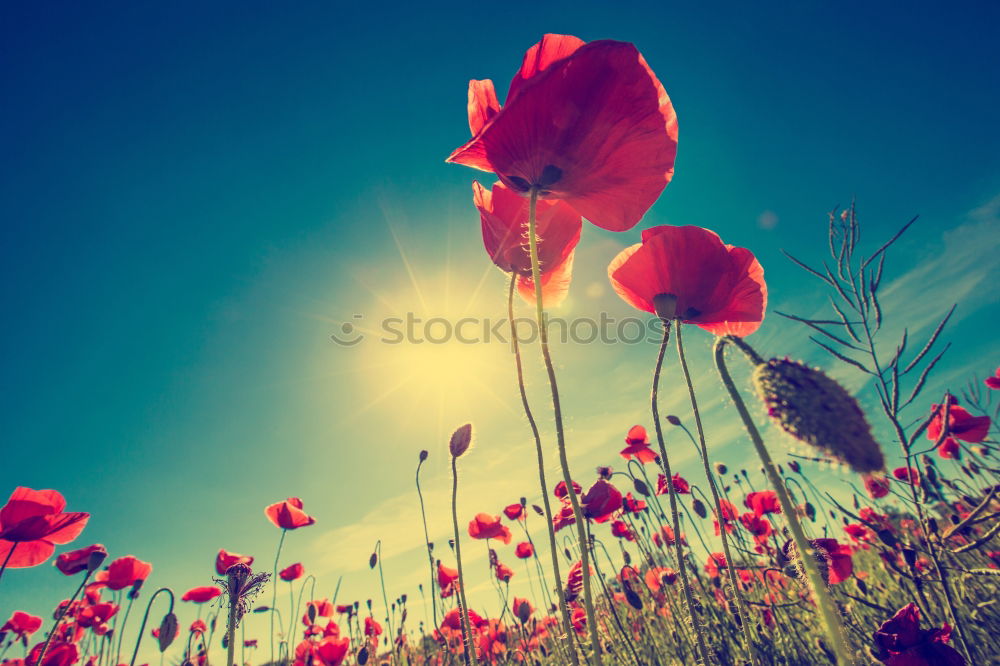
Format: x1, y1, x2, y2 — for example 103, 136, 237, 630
419, 450, 428, 462
666, 415, 682, 426
752, 358, 885, 473
449, 423, 473, 458
714, 462, 728, 475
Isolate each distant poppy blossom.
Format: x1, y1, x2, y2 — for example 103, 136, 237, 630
1, 611, 43, 641
265, 498, 316, 530
494, 561, 515, 582
644, 567, 677, 592
937, 437, 961, 460
986, 368, 1000, 390
216, 549, 253, 576
473, 181, 581, 307
94, 555, 152, 591
927, 402, 990, 443
0, 487, 89, 569
553, 480, 581, 499
581, 479, 622, 523
364, 617, 382, 638
280, 563, 305, 582
620, 425, 658, 463
55, 544, 107, 576
448, 34, 678, 232
782, 537, 853, 585
745, 490, 781, 517
611, 520, 634, 541
514, 542, 534, 559
182, 586, 223, 603
622, 493, 647, 513
468, 513, 512, 544
864, 475, 891, 500
892, 467, 919, 484
502, 504, 524, 521
609, 225, 766, 337
190, 619, 207, 634
656, 473, 690, 495
552, 504, 576, 532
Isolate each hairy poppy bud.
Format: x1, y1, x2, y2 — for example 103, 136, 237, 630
157, 613, 178, 652
519, 497, 526, 506
788, 460, 801, 474
714, 462, 728, 475
752, 358, 885, 473
532, 504, 544, 516
419, 449, 428, 462
449, 423, 473, 457
87, 549, 107, 574
692, 498, 707, 519
666, 415, 681, 426
369, 552, 377, 569
633, 478, 650, 497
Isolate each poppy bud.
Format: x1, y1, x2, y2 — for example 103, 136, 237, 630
876, 529, 897, 550
449, 423, 473, 457
902, 548, 917, 569
622, 550, 631, 566
927, 518, 938, 534
624, 584, 642, 610
563, 548, 572, 561
87, 549, 107, 574
369, 552, 377, 569
804, 502, 816, 522
856, 579, 868, 596
157, 613, 178, 652
532, 504, 544, 516
516, 600, 531, 625
752, 358, 885, 473
401, 594, 407, 604
128, 578, 144, 600
692, 498, 707, 519
253, 606, 270, 613
419, 449, 428, 462
357, 646, 369, 665
788, 460, 801, 474
666, 415, 681, 426
308, 604, 317, 623
714, 463, 728, 475
520, 497, 526, 506
633, 478, 650, 497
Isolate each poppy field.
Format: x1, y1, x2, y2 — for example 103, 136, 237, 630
3, 28, 1000, 666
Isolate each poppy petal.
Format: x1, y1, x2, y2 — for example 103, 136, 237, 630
0, 538, 56, 568
468, 79, 500, 136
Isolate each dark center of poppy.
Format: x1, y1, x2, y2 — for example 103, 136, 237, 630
505, 164, 563, 193
681, 307, 701, 320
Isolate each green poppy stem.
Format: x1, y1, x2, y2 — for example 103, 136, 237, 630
450, 455, 478, 666
525, 187, 602, 665
649, 314, 711, 665
713, 336, 855, 665
507, 272, 580, 666
675, 322, 759, 666
416, 456, 439, 629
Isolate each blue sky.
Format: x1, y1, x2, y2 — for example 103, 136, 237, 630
1, 0, 998, 659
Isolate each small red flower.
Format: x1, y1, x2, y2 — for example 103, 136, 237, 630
872, 603, 964, 665
473, 181, 581, 307
619, 425, 658, 464
494, 561, 515, 582
552, 504, 576, 532
26, 642, 79, 666
215, 549, 253, 576
514, 542, 534, 559
437, 561, 459, 597
927, 401, 990, 443
609, 225, 767, 337
581, 479, 622, 523
985, 368, 1000, 390
611, 520, 634, 541
622, 493, 647, 513
265, 498, 316, 530
704, 552, 727, 579
280, 563, 305, 582
0, 488, 89, 569
864, 474, 891, 499
1, 611, 43, 641
181, 586, 223, 603
55, 544, 106, 576
363, 616, 382, 638
502, 503, 524, 521
644, 566, 677, 592
745, 490, 781, 517
892, 467, 920, 484
783, 538, 853, 585
448, 34, 678, 232
553, 480, 581, 499
468, 513, 512, 544
94, 555, 152, 591
937, 436, 961, 460
655, 474, 690, 495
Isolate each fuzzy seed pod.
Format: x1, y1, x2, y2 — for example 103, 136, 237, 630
449, 423, 473, 457
752, 358, 885, 473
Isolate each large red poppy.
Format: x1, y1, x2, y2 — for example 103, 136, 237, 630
927, 402, 990, 443
93, 555, 152, 590
608, 225, 767, 337
0, 488, 89, 568
473, 181, 581, 307
1, 611, 43, 640
468, 513, 512, 544
449, 34, 678, 232
619, 425, 657, 464
181, 586, 223, 603
265, 498, 316, 530
216, 549, 253, 576
581, 480, 622, 523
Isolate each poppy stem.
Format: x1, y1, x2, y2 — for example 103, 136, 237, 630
128, 587, 175, 666
0, 543, 16, 584
37, 569, 95, 666
450, 454, 478, 666
649, 316, 712, 665
506, 271, 580, 666
713, 336, 856, 666
270, 529, 286, 665
675, 323, 760, 666
374, 541, 396, 642
227, 586, 239, 666
416, 455, 439, 630
525, 187, 602, 665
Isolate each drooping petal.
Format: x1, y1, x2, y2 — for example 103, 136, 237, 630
468, 79, 500, 136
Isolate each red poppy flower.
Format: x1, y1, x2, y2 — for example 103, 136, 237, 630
986, 368, 1000, 390
551, 504, 576, 533
93, 555, 152, 590
864, 474, 891, 499
937, 437, 961, 460
872, 603, 964, 665
1, 612, 43, 640
511, 597, 534, 620
0, 488, 89, 568
303, 599, 334, 623
622, 493, 647, 513
26, 642, 78, 666
215, 549, 253, 576
448, 34, 678, 232
859, 507, 889, 528
494, 561, 515, 582
441, 607, 483, 632
581, 480, 622, 523
182, 586, 222, 603
843, 524, 871, 543
468, 513, 512, 544
502, 503, 525, 521
704, 552, 727, 579
619, 425, 658, 463
265, 497, 316, 530
610, 520, 634, 541
644, 566, 677, 592
363, 617, 382, 638
608, 225, 767, 337
514, 542, 534, 559
744, 491, 781, 517
77, 602, 119, 629
55, 544, 107, 576
783, 538, 853, 585
658, 525, 685, 546
473, 181, 581, 307
655, 473, 690, 496
190, 619, 207, 634
892, 467, 919, 484
280, 563, 305, 582
565, 560, 593, 603
927, 402, 990, 443
738, 513, 773, 542
553, 480, 581, 499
